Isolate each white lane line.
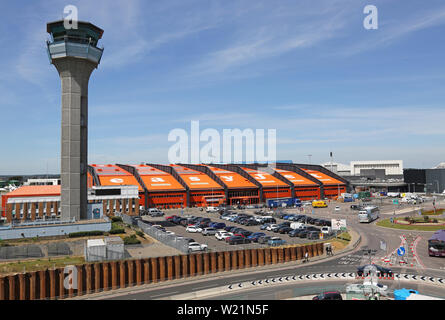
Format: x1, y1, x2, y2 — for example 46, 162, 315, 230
151, 291, 180, 298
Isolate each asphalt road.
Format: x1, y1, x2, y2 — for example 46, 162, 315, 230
84, 197, 445, 300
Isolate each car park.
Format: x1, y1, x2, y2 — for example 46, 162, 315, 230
188, 242, 208, 253
268, 237, 286, 246
312, 291, 342, 300
186, 225, 202, 233
202, 227, 218, 236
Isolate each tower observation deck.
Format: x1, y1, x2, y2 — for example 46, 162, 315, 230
47, 20, 104, 221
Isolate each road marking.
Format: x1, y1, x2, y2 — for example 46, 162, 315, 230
151, 291, 179, 298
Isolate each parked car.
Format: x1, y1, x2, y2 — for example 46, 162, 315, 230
268, 237, 286, 246
206, 206, 219, 213
216, 231, 233, 240
188, 242, 208, 253
334, 206, 341, 212
307, 231, 320, 240
186, 225, 202, 233
260, 217, 276, 224
297, 230, 309, 238
306, 226, 321, 232
266, 224, 279, 231
238, 230, 252, 237
312, 291, 342, 300
147, 208, 164, 217
227, 236, 251, 245
165, 215, 178, 222
289, 229, 301, 237
247, 232, 266, 242
321, 226, 333, 235
209, 222, 226, 229
224, 226, 236, 232
278, 226, 293, 234
202, 227, 218, 236
258, 235, 273, 244
260, 223, 272, 230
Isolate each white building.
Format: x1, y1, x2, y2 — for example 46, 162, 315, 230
321, 160, 403, 176
24, 178, 60, 186
350, 160, 403, 176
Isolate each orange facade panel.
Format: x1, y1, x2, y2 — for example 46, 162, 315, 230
170, 165, 223, 190
274, 169, 319, 186
203, 165, 257, 189
301, 169, 345, 186
241, 167, 289, 187
131, 164, 185, 192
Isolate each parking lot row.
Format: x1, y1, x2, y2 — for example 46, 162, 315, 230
140, 207, 337, 253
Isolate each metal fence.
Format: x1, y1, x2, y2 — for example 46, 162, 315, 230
0, 241, 85, 261
137, 220, 189, 254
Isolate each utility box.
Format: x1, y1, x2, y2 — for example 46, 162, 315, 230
85, 239, 106, 262
105, 236, 125, 260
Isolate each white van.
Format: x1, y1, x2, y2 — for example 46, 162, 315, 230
206, 207, 219, 213
290, 222, 305, 230
321, 226, 333, 235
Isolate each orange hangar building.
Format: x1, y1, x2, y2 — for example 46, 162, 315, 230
273, 168, 320, 200
117, 164, 187, 209
238, 166, 292, 200
88, 164, 143, 214
147, 163, 226, 208
188, 164, 261, 205
275, 163, 347, 199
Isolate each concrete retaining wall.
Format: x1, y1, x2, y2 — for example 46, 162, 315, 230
0, 243, 323, 300
0, 221, 111, 240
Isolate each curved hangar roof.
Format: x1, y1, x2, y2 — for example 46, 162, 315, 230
274, 168, 319, 186
300, 169, 344, 186
202, 165, 257, 189
241, 167, 289, 187
130, 164, 185, 192
169, 165, 223, 190
90, 164, 143, 191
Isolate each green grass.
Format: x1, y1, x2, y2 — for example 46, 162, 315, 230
377, 218, 445, 231
421, 208, 445, 216
0, 256, 86, 275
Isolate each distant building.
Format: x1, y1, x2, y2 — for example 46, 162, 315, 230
23, 178, 60, 186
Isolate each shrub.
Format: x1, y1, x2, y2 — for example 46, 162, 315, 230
68, 231, 105, 238
109, 228, 125, 235
111, 216, 123, 223
135, 230, 145, 238
123, 235, 141, 245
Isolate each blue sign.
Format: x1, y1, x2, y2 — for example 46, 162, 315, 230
397, 247, 405, 256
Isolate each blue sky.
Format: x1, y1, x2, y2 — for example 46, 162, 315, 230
1, 0, 445, 174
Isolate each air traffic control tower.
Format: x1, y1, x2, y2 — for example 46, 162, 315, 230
47, 20, 104, 221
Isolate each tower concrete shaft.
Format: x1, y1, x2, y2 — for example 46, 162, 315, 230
47, 20, 104, 221
54, 58, 96, 220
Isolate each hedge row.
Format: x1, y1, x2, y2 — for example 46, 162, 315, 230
68, 231, 105, 238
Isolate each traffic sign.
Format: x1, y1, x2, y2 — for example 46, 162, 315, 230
397, 247, 405, 256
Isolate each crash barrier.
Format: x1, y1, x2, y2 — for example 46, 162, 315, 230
0, 243, 323, 300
